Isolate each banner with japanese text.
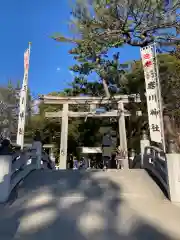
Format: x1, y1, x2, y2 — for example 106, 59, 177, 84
16, 47, 30, 147
140, 45, 163, 144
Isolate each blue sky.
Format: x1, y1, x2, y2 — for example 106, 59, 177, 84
0, 0, 141, 96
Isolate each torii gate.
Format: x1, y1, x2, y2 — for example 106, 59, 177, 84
40, 94, 141, 169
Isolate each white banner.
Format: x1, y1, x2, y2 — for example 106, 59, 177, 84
140, 44, 163, 144
16, 47, 30, 148
24, 48, 29, 72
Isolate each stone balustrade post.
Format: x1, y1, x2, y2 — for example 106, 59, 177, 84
140, 130, 150, 168
32, 141, 42, 169
166, 140, 180, 202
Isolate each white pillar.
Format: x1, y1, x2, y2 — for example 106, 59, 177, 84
0, 155, 12, 202
118, 101, 128, 169
166, 153, 180, 202
59, 103, 68, 169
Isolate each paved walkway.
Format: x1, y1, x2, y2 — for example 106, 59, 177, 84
1, 169, 180, 239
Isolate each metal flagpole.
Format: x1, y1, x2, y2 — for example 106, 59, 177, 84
16, 42, 32, 149
153, 42, 166, 152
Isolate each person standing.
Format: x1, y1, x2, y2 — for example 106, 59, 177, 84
73, 156, 78, 170
115, 146, 126, 170
68, 154, 73, 169
84, 156, 90, 169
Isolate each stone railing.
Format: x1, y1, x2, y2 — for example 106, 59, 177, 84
0, 141, 54, 203
143, 145, 168, 191
140, 131, 180, 203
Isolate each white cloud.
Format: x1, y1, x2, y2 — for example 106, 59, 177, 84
56, 67, 61, 72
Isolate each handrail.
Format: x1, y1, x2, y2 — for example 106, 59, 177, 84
144, 146, 166, 159
0, 141, 54, 203
10, 148, 38, 193
143, 145, 168, 192
11, 149, 33, 175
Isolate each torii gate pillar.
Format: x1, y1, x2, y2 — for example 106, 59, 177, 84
59, 103, 68, 169
118, 101, 128, 169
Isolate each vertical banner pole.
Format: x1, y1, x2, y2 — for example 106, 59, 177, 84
16, 42, 31, 149
140, 43, 165, 151
153, 42, 166, 152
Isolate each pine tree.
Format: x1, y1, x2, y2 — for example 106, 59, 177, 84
68, 51, 130, 98
54, 0, 179, 50
53, 0, 179, 97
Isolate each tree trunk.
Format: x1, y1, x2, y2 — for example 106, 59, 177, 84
164, 114, 180, 152
102, 79, 110, 98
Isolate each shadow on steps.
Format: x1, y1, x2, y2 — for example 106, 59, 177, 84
0, 169, 178, 239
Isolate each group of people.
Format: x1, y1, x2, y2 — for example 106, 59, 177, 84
102, 132, 126, 170
68, 145, 126, 170
67, 132, 127, 170
67, 154, 90, 170
103, 145, 126, 170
